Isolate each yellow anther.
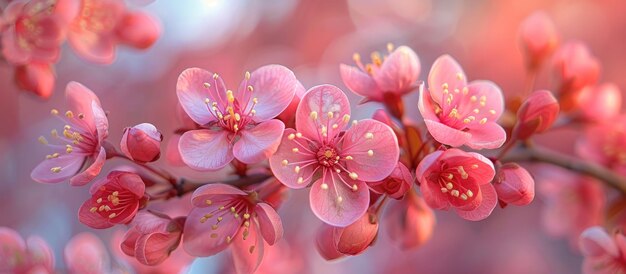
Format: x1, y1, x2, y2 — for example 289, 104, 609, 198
211, 225, 218, 230
471, 164, 479, 169
365, 132, 374, 139
244, 213, 250, 219
249, 245, 256, 254
108, 213, 117, 219
441, 188, 448, 193
470, 95, 477, 102
473, 108, 480, 114
210, 233, 218, 238
460, 194, 468, 200
244, 221, 250, 227
252, 98, 258, 104
327, 111, 334, 119
205, 199, 213, 205
288, 133, 295, 140
226, 90, 235, 103
296, 132, 303, 138
213, 73, 219, 79
50, 109, 59, 115
321, 183, 329, 190
467, 190, 474, 197
234, 113, 241, 121
367, 150, 374, 156
292, 148, 299, 153
203, 82, 211, 88
343, 114, 350, 123
230, 207, 236, 213
90, 207, 97, 213
349, 172, 358, 180
247, 85, 254, 92
204, 98, 210, 104
442, 83, 449, 89
352, 184, 358, 191
50, 167, 62, 173
447, 173, 454, 179
294, 166, 301, 173
387, 42, 394, 52
297, 177, 304, 184
310, 111, 318, 120
446, 182, 453, 189
353, 53, 361, 62
66, 145, 73, 153
65, 111, 74, 118
456, 72, 463, 80
489, 109, 496, 115
345, 156, 353, 160
451, 190, 460, 197
332, 124, 338, 129
352, 120, 358, 126
281, 160, 289, 166
479, 118, 487, 124
38, 136, 48, 145
226, 236, 232, 243
462, 87, 469, 95
337, 196, 343, 203
245, 71, 251, 80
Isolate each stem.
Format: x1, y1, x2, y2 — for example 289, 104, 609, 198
503, 147, 626, 193
111, 153, 176, 186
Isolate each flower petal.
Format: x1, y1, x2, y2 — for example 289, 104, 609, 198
373, 46, 420, 94
233, 120, 284, 164
417, 85, 441, 121
309, 173, 369, 227
64, 233, 110, 274
255, 203, 283, 246
65, 82, 102, 130
179, 129, 233, 171
190, 183, 246, 207
69, 148, 106, 186
25, 236, 54, 270
231, 221, 265, 274
466, 122, 507, 150
342, 119, 399, 182
31, 154, 84, 184
176, 68, 227, 125
424, 119, 471, 147
455, 183, 497, 221
182, 205, 240, 256
135, 232, 180, 266
78, 199, 114, 229
68, 31, 117, 64
269, 129, 318, 189
296, 85, 351, 141
237, 64, 297, 122
116, 11, 160, 50
339, 64, 383, 101
428, 55, 467, 105
462, 81, 505, 128
315, 224, 344, 260
579, 226, 619, 258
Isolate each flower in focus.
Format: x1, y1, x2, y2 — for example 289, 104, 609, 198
78, 171, 148, 229
269, 85, 399, 226
64, 232, 111, 273
513, 90, 559, 140
369, 162, 413, 200
67, 0, 161, 64
31, 82, 109, 186
575, 83, 622, 122
416, 148, 497, 221
0, 227, 54, 274
494, 163, 535, 206
14, 62, 55, 99
418, 55, 506, 149
385, 192, 435, 249
315, 211, 379, 259
183, 184, 283, 273
579, 226, 626, 274
177, 65, 299, 170
340, 43, 420, 103
577, 116, 626, 175
121, 123, 163, 163
517, 11, 559, 69
121, 211, 184, 266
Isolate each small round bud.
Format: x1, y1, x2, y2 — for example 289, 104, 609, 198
495, 163, 535, 206
121, 123, 163, 163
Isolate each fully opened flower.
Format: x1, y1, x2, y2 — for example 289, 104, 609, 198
31, 82, 109, 186
78, 171, 148, 229
340, 44, 420, 102
418, 55, 506, 149
177, 65, 299, 170
183, 184, 283, 273
416, 148, 497, 221
579, 227, 626, 274
269, 85, 399, 226
577, 116, 626, 175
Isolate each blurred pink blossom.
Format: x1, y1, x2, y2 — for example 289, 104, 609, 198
0, 227, 55, 274
575, 83, 622, 122
577, 116, 626, 175
64, 232, 110, 274
517, 11, 559, 69
14, 62, 55, 99
385, 192, 435, 249
579, 226, 626, 274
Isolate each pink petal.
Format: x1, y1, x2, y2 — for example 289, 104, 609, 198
462, 81, 505, 127
385, 194, 436, 250
579, 227, 619, 258
373, 46, 420, 94
296, 85, 351, 141
462, 151, 496, 184
165, 135, 185, 167
120, 228, 141, 256
428, 55, 467, 105
26, 236, 55, 269
231, 221, 265, 274
339, 64, 383, 101
417, 85, 440, 121
315, 224, 344, 260
255, 203, 283, 246
415, 150, 442, 180
236, 64, 297, 122
578, 84, 621, 122
233, 119, 284, 164
309, 174, 370, 227
14, 62, 55, 99
116, 171, 146, 198
135, 232, 180, 265
64, 233, 110, 274
31, 154, 84, 184
190, 184, 246, 207
183, 205, 240, 256
70, 148, 106, 186
65, 82, 102, 130
334, 212, 378, 255
269, 128, 318, 189
92, 101, 109, 144
424, 119, 471, 147
1, 28, 29, 64
342, 119, 399, 182
455, 183, 497, 221
466, 122, 507, 150
176, 68, 227, 125
418, 178, 450, 210
68, 31, 117, 64
78, 199, 114, 229
115, 11, 160, 50
494, 163, 535, 206
179, 129, 233, 171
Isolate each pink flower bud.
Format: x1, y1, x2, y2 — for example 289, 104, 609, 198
315, 225, 345, 260
513, 90, 559, 140
518, 11, 559, 69
116, 11, 161, 50
121, 212, 184, 266
14, 63, 55, 99
551, 42, 600, 95
495, 163, 535, 206
334, 212, 379, 255
369, 163, 413, 200
121, 123, 163, 163
385, 193, 435, 249
576, 83, 622, 122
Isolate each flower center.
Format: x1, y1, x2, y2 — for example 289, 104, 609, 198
203, 74, 258, 134
317, 146, 339, 167
88, 187, 134, 220
432, 163, 481, 207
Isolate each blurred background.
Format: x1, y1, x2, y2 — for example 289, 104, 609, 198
2, 0, 626, 273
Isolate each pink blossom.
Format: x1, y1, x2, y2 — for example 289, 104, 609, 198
517, 11, 559, 69
66, 0, 160, 64
369, 162, 413, 200
315, 211, 378, 259
577, 116, 626, 175
182, 184, 283, 273
121, 211, 184, 266
78, 171, 148, 229
31, 82, 109, 186
576, 83, 622, 122
340, 44, 420, 102
14, 62, 55, 99
1, 0, 66, 65
494, 163, 535, 206
269, 85, 399, 226
418, 55, 506, 149
0, 227, 55, 274
579, 226, 626, 274
513, 90, 559, 140
64, 232, 110, 274
121, 123, 163, 163
177, 65, 299, 170
551, 42, 600, 96
416, 148, 497, 221
385, 192, 436, 250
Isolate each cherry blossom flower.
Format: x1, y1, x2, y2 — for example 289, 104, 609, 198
64, 232, 111, 273
1, 0, 67, 65
0, 227, 55, 273
513, 90, 559, 140
494, 163, 535, 206
418, 55, 506, 149
340, 43, 420, 102
31, 82, 109, 186
78, 171, 148, 229
269, 85, 399, 226
121, 211, 184, 266
183, 183, 283, 273
517, 11, 559, 69
121, 123, 163, 163
416, 148, 497, 221
315, 211, 378, 259
577, 116, 626, 175
579, 226, 626, 274
576, 84, 622, 122
14, 62, 55, 99
385, 192, 435, 250
177, 65, 299, 170
369, 162, 413, 200
67, 0, 160, 64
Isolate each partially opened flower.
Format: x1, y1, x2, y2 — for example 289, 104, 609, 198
14, 62, 55, 99
0, 227, 55, 274
577, 116, 626, 175
183, 184, 283, 273
340, 44, 420, 102
579, 226, 626, 274
121, 211, 184, 266
269, 85, 399, 226
369, 162, 413, 200
121, 123, 163, 163
518, 11, 559, 69
31, 82, 109, 186
78, 171, 148, 229
64, 232, 111, 274
494, 163, 535, 206
418, 55, 506, 149
385, 192, 435, 249
513, 90, 559, 140
416, 148, 497, 221
177, 65, 299, 170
